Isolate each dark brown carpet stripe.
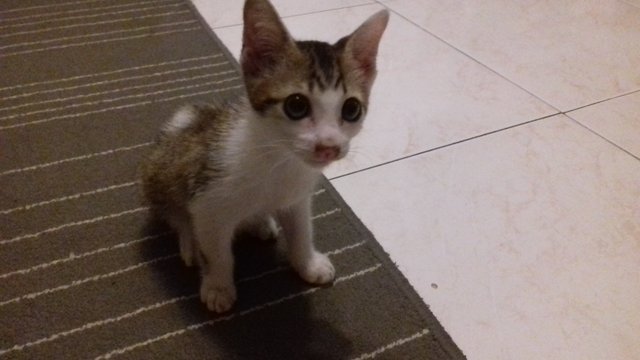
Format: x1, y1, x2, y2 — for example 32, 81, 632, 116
0, 0, 465, 359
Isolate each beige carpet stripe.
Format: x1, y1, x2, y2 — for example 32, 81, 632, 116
0, 0, 180, 26
0, 182, 138, 215
0, 178, 330, 217
1, 26, 201, 58
0, 83, 242, 130
1, 61, 227, 102
0, 0, 111, 14
0, 54, 221, 93
0, 20, 199, 51
0, 254, 179, 307
0, 233, 166, 280
1, 177, 326, 218
0, 241, 368, 356
0, 10, 192, 39
351, 329, 431, 360
94, 264, 383, 360
0, 142, 153, 176
2, 204, 337, 248
0, 207, 148, 246
1, 206, 339, 279
2, 70, 236, 113
1, 76, 238, 122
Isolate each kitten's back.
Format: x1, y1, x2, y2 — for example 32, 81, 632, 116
140, 104, 233, 214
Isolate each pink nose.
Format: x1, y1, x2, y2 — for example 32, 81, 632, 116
314, 144, 340, 162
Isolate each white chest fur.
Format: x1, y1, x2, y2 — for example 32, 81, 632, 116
191, 114, 320, 222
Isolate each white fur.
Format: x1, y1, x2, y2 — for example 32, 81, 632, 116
163, 106, 196, 135
184, 106, 336, 312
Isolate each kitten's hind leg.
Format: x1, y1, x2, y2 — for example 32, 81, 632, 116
237, 214, 280, 242
191, 205, 237, 313
167, 211, 198, 267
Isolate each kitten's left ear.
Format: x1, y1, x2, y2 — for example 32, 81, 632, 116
341, 10, 390, 87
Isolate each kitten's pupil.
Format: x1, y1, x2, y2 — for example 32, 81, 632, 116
342, 97, 362, 122
284, 94, 310, 120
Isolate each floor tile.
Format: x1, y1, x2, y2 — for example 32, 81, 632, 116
380, 0, 640, 111
569, 91, 640, 158
190, 0, 373, 29
624, 0, 640, 7
212, 4, 555, 178
332, 115, 640, 360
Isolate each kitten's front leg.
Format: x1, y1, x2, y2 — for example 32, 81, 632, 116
278, 197, 335, 284
191, 205, 237, 313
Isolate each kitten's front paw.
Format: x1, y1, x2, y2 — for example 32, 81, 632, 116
200, 275, 237, 313
294, 251, 335, 285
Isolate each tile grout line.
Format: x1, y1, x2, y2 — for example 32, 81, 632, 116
329, 113, 558, 181
207, 1, 378, 30
372, 0, 640, 163
564, 113, 640, 162
373, 0, 562, 111
318, 1, 640, 178
562, 88, 640, 114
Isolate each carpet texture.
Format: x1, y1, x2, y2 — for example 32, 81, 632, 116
0, 0, 465, 359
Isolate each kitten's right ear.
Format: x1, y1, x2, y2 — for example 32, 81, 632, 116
339, 10, 389, 89
241, 0, 292, 77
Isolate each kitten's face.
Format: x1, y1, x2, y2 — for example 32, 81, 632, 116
241, 0, 388, 168
249, 41, 367, 168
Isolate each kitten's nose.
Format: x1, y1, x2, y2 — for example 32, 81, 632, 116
314, 144, 340, 162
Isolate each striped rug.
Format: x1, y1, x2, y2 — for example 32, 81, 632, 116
0, 0, 465, 359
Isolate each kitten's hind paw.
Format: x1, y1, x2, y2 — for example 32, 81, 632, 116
179, 239, 195, 267
200, 276, 237, 313
294, 251, 335, 285
238, 215, 280, 242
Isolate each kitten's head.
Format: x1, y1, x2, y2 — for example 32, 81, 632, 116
241, 0, 389, 168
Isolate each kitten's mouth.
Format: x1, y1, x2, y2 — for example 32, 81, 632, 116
307, 158, 335, 168
309, 144, 342, 167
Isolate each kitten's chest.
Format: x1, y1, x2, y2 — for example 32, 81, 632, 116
246, 158, 319, 210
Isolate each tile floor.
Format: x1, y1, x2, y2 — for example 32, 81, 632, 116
191, 1, 640, 359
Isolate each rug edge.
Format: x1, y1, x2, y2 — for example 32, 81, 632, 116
321, 179, 467, 360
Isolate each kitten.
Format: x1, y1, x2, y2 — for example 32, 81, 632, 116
140, 0, 388, 313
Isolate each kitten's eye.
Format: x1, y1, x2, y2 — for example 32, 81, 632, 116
283, 94, 310, 120
342, 97, 362, 123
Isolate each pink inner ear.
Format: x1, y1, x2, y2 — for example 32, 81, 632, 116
349, 10, 389, 77
241, 0, 290, 76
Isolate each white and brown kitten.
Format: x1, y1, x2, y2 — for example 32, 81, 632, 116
140, 0, 388, 313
